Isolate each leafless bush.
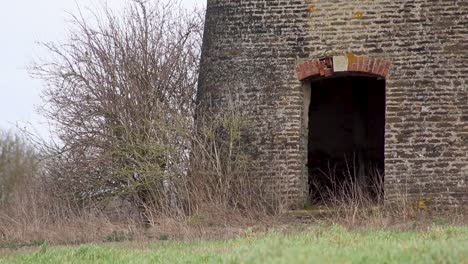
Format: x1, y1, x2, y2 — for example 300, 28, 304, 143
29, 0, 275, 221
30, 0, 203, 210
187, 100, 280, 217
0, 118, 273, 246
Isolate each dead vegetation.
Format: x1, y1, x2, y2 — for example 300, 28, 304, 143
0, 150, 465, 249
0, 131, 464, 249
29, 0, 203, 212
1, 0, 280, 247
0, 0, 465, 251
0, 176, 465, 250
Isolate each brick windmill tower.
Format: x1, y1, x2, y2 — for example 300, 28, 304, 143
197, 0, 467, 209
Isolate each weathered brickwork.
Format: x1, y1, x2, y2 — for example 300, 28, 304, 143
296, 55, 392, 80
197, 0, 468, 209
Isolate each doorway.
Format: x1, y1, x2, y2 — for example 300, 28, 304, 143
307, 75, 386, 204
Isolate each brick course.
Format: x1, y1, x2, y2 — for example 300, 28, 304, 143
197, 0, 468, 209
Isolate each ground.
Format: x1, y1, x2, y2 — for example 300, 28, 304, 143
1, 225, 467, 264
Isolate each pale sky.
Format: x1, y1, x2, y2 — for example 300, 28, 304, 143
0, 0, 203, 139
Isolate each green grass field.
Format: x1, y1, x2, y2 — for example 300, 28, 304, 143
1, 225, 467, 264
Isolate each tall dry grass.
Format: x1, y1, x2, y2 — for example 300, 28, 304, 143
187, 102, 283, 217
0, 102, 282, 247
0, 0, 285, 247
304, 156, 467, 228
0, 128, 465, 248
0, 131, 135, 245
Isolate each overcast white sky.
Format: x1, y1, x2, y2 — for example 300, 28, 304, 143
0, 0, 203, 139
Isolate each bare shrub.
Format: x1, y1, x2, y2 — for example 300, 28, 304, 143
30, 0, 203, 210
26, 0, 274, 228
187, 100, 280, 218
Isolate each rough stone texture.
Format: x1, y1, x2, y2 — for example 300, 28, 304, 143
197, 0, 468, 209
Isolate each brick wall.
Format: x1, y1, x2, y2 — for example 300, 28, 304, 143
197, 0, 468, 209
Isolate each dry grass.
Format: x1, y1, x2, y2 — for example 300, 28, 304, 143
305, 159, 467, 229
0, 103, 284, 248
0, 131, 465, 250
0, 180, 465, 251
1, 152, 466, 249
0, 145, 465, 250
0, 180, 278, 248
0, 189, 136, 247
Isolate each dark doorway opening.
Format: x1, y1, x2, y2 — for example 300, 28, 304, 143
307, 75, 386, 204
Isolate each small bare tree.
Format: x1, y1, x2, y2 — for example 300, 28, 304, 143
31, 0, 203, 210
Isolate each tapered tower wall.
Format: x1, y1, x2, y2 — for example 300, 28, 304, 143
197, 0, 468, 209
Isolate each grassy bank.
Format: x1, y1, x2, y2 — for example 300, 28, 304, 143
2, 225, 467, 264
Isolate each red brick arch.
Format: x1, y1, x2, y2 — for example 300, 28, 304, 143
296, 55, 392, 81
